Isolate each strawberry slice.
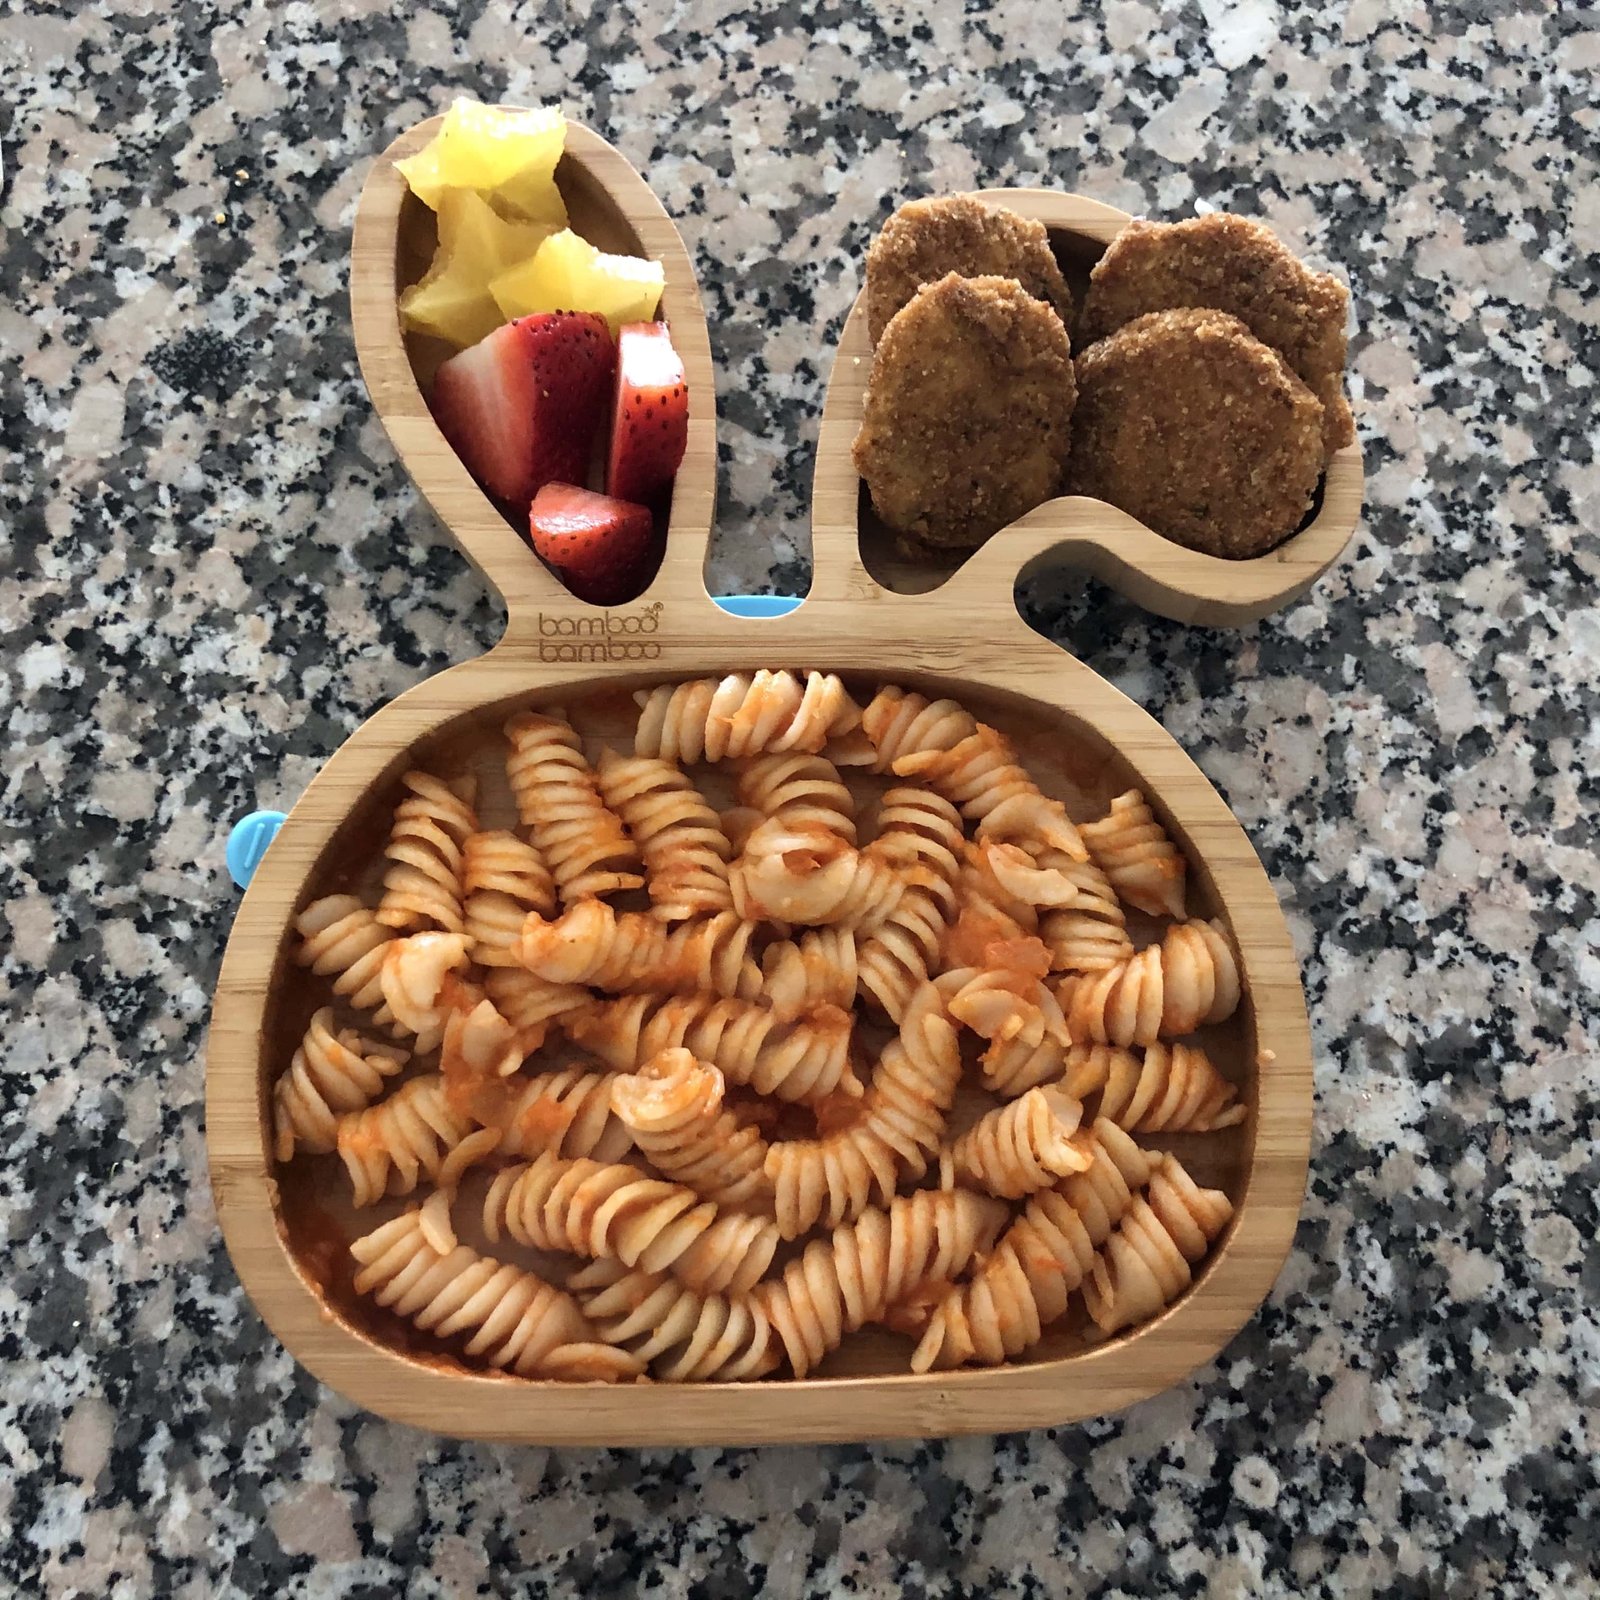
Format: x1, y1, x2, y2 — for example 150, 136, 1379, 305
528, 483, 658, 605
429, 312, 614, 509
606, 322, 688, 505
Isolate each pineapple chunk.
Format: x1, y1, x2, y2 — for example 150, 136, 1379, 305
490, 228, 665, 336
396, 99, 568, 228
400, 189, 552, 348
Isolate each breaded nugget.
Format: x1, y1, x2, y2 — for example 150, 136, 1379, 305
1067, 308, 1325, 560
866, 195, 1074, 344
1080, 213, 1354, 460
853, 273, 1077, 553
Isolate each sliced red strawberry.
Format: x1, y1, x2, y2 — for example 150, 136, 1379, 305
528, 483, 658, 605
524, 312, 615, 495
429, 312, 614, 510
606, 322, 688, 505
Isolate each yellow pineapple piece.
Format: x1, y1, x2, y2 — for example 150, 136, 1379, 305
396, 99, 568, 228
400, 189, 552, 348
489, 228, 665, 336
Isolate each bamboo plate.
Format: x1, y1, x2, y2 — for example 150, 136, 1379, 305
205, 117, 1314, 1445
828, 190, 1364, 623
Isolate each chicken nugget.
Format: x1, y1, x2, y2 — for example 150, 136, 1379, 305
1067, 308, 1325, 560
853, 273, 1076, 552
866, 195, 1074, 344
1080, 213, 1353, 460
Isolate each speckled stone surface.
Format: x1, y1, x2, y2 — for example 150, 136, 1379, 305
4, 1, 1597, 1594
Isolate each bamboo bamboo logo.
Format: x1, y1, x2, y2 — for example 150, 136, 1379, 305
536, 602, 664, 662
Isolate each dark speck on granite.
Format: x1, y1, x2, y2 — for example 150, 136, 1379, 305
2, 1, 1597, 1595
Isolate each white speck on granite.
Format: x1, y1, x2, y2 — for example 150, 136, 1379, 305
2, 1, 1596, 1595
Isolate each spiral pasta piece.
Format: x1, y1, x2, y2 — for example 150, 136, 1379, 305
294, 894, 396, 1015
947, 1085, 1090, 1198
731, 818, 905, 930
374, 771, 478, 934
482, 964, 591, 1045
516, 901, 759, 1000
1079, 789, 1188, 920
272, 1008, 408, 1160
765, 981, 962, 1237
1083, 1154, 1234, 1334
856, 786, 964, 1021
941, 842, 1039, 968
1056, 919, 1240, 1046
570, 1260, 781, 1381
1037, 850, 1134, 973
483, 1151, 779, 1294
611, 1048, 771, 1207
505, 712, 644, 904
595, 748, 734, 920
377, 931, 474, 1051
908, 1119, 1154, 1370
567, 992, 859, 1104
462, 830, 557, 966
1060, 1041, 1245, 1133
737, 752, 858, 841
757, 1189, 1009, 1377
633, 671, 864, 763
337, 1074, 477, 1207
350, 1200, 634, 1379
759, 927, 858, 1022
862, 687, 1086, 860
939, 955, 1072, 1098
493, 1066, 635, 1163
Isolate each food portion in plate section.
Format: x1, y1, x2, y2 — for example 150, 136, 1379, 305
275, 670, 1252, 1383
490, 227, 665, 337
430, 311, 615, 508
865, 194, 1076, 344
527, 483, 658, 604
392, 100, 687, 604
1078, 212, 1354, 461
607, 322, 690, 505
399, 189, 555, 350
851, 195, 1354, 564
852, 273, 1077, 552
1067, 309, 1326, 560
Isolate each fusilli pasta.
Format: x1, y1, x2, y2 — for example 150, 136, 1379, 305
1037, 849, 1134, 973
504, 711, 644, 903
595, 748, 734, 920
1056, 919, 1241, 1046
351, 1198, 639, 1380
1060, 1041, 1245, 1133
272, 1008, 408, 1160
295, 894, 395, 1016
765, 980, 962, 1237
946, 1084, 1090, 1197
375, 771, 478, 934
856, 787, 964, 1021
862, 687, 1087, 860
759, 927, 858, 1021
757, 1189, 1009, 1377
483, 1151, 779, 1294
906, 1119, 1154, 1369
462, 829, 557, 966
281, 675, 1253, 1385
567, 991, 860, 1104
569, 1260, 781, 1381
516, 901, 760, 999
609, 1048, 771, 1207
378, 930, 474, 1050
634, 671, 863, 763
1083, 1154, 1234, 1334
337, 1073, 480, 1207
1079, 789, 1188, 920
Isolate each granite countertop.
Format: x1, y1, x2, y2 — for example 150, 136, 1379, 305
4, 1, 1596, 1593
